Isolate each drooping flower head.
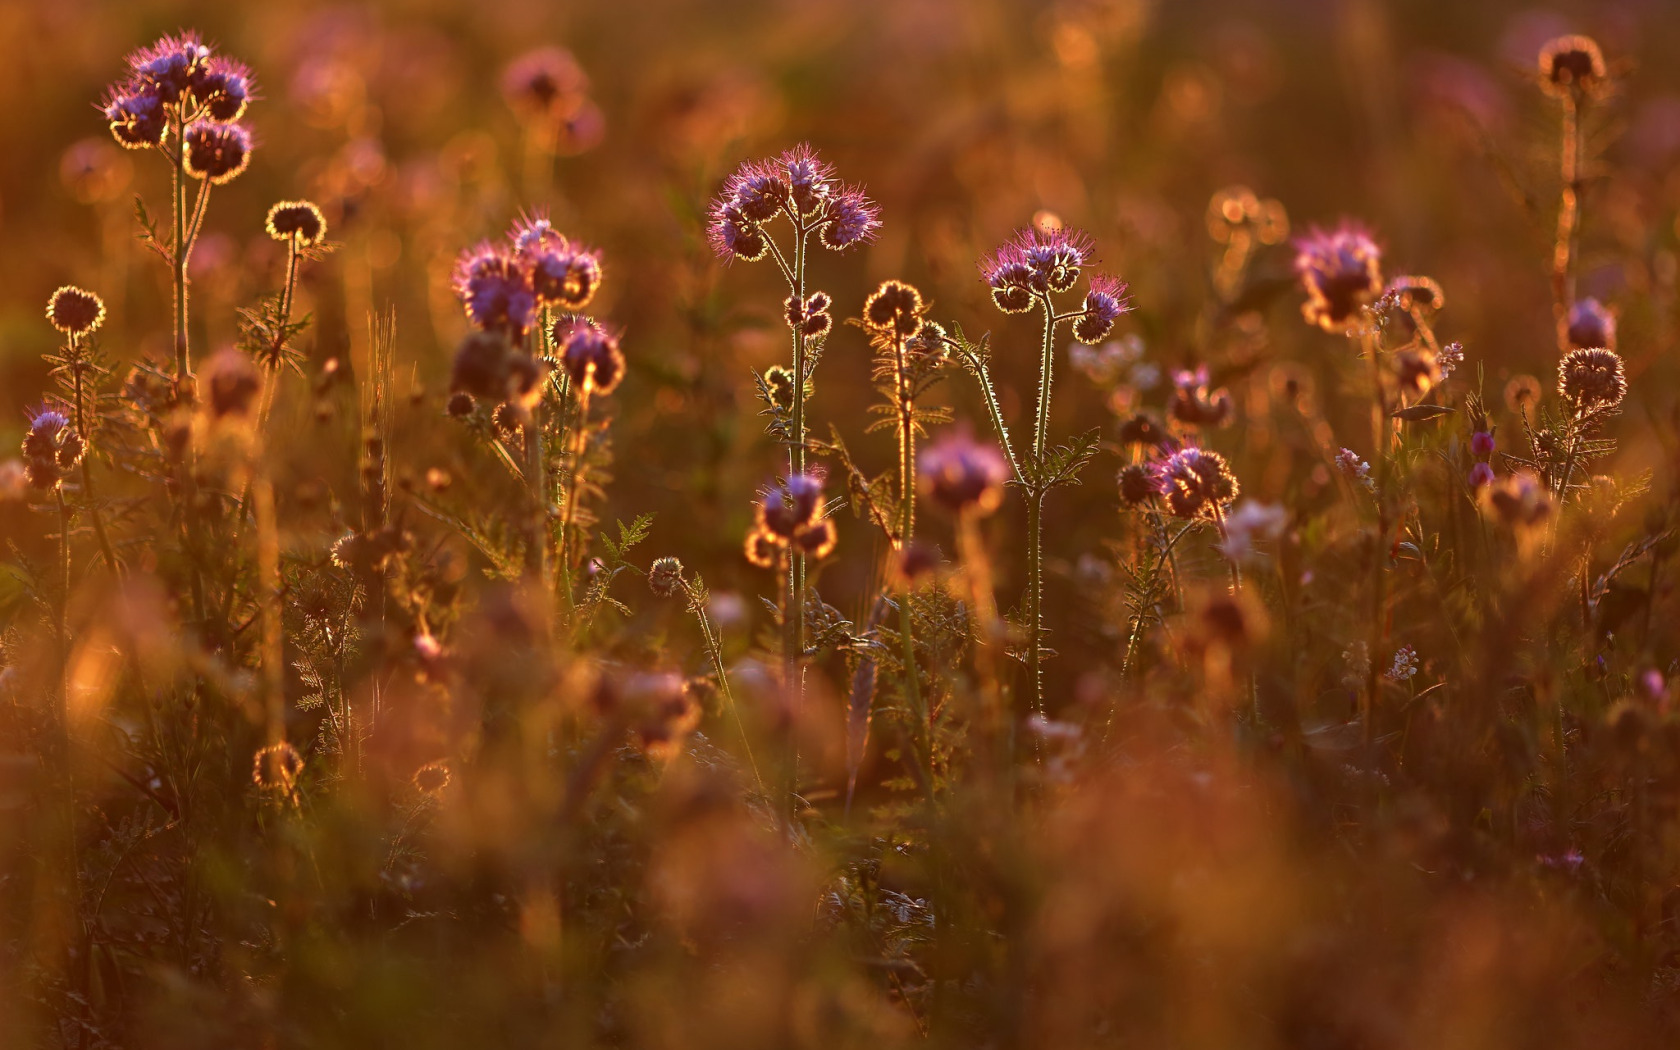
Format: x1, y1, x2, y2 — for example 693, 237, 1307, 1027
820, 185, 882, 251
1557, 347, 1626, 413
452, 242, 537, 338
1155, 445, 1240, 520
556, 319, 625, 396
266, 200, 328, 246
1073, 273, 1130, 344
182, 120, 252, 183
861, 280, 925, 341
190, 56, 255, 122
46, 286, 106, 336
1294, 223, 1383, 332
918, 431, 1011, 517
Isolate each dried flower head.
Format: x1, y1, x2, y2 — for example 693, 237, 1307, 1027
1538, 35, 1607, 98
1294, 224, 1383, 332
762, 365, 799, 411
918, 431, 1011, 516
649, 556, 686, 598
862, 280, 926, 341
253, 741, 304, 791
182, 121, 251, 183
1118, 463, 1157, 507
1156, 446, 1239, 520
1073, 274, 1130, 344
556, 320, 625, 396
265, 200, 328, 246
1557, 347, 1626, 412
743, 526, 781, 569
46, 286, 106, 336
22, 408, 85, 489
1566, 297, 1616, 351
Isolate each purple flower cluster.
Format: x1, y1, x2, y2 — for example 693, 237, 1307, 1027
452, 213, 604, 339
706, 144, 881, 263
918, 431, 1011, 516
101, 32, 255, 178
1294, 223, 1384, 332
979, 227, 1099, 313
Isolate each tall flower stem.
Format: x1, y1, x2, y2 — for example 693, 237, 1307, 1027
67, 335, 120, 576
558, 383, 592, 618
1551, 91, 1582, 355
683, 578, 764, 796
1024, 294, 1060, 719
258, 236, 303, 429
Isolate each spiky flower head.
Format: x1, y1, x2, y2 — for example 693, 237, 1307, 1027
1073, 273, 1130, 344
46, 286, 106, 336
1156, 446, 1239, 520
126, 32, 210, 104
729, 160, 791, 223
556, 320, 625, 396
183, 120, 252, 183
191, 55, 255, 122
919, 431, 1010, 516
22, 407, 85, 490
784, 293, 833, 340
1557, 347, 1625, 413
819, 186, 882, 251
706, 198, 768, 263
1118, 463, 1157, 507
862, 280, 925, 341
980, 227, 1096, 312
102, 84, 167, 149
452, 242, 537, 338
778, 142, 837, 218
411, 760, 452, 794
1294, 224, 1383, 332
750, 473, 836, 560
1566, 297, 1616, 351
648, 556, 686, 598
252, 741, 304, 791
510, 214, 603, 311
266, 200, 327, 246
1538, 35, 1607, 99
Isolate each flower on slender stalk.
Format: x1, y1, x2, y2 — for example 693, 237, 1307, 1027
919, 431, 1010, 516
1156, 446, 1239, 520
705, 143, 880, 263
46, 286, 106, 336
183, 120, 252, 184
556, 320, 625, 396
191, 56, 256, 122
1557, 347, 1626, 412
779, 142, 836, 218
1538, 35, 1608, 99
980, 227, 1096, 311
1073, 273, 1130, 344
265, 200, 328, 246
1468, 462, 1495, 489
1118, 463, 1157, 507
23, 408, 86, 490
126, 32, 209, 104
253, 740, 304, 791
1566, 297, 1615, 350
1294, 224, 1383, 332
648, 556, 686, 598
511, 213, 602, 311
819, 186, 882, 250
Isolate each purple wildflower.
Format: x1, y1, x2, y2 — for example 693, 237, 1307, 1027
1294, 223, 1384, 332
126, 32, 209, 104
510, 213, 602, 312
190, 55, 255, 122
182, 120, 252, 183
777, 143, 836, 217
1155, 445, 1239, 520
1566, 297, 1616, 350
819, 185, 881, 251
453, 243, 537, 338
556, 320, 625, 395
706, 198, 768, 263
918, 431, 1012, 516
1073, 273, 1130, 344
103, 83, 167, 149
727, 160, 790, 223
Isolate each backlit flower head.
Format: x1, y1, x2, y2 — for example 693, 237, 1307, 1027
253, 740, 304, 791
1073, 273, 1130, 344
751, 473, 836, 560
556, 319, 625, 396
1538, 35, 1607, 99
982, 227, 1096, 305
861, 280, 925, 341
1566, 297, 1615, 351
1294, 224, 1383, 332
1557, 347, 1625, 413
1156, 445, 1239, 520
648, 556, 686, 598
191, 55, 255, 122
706, 198, 768, 263
126, 32, 209, 105
778, 143, 836, 217
1168, 365, 1233, 428
784, 292, 833, 340
919, 431, 1010, 516
265, 200, 327, 246
819, 186, 881, 251
183, 120, 251, 183
203, 347, 263, 420
46, 286, 106, 336
1118, 463, 1157, 507
22, 407, 85, 490
452, 242, 537, 337
727, 160, 790, 223
1386, 274, 1444, 314
510, 215, 603, 312
102, 83, 167, 149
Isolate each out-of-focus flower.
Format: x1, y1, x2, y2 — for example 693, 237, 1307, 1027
919, 431, 1011, 516
1437, 340, 1465, 379
1336, 447, 1374, 491
1566, 297, 1616, 350
1219, 500, 1287, 561
253, 741, 304, 791
266, 200, 328, 246
1156, 446, 1239, 520
1486, 472, 1554, 527
1118, 463, 1157, 507
202, 348, 263, 420
22, 408, 85, 489
1168, 365, 1232, 428
501, 47, 589, 122
1294, 224, 1383, 332
1468, 462, 1496, 489
556, 320, 625, 396
452, 242, 537, 338
511, 213, 601, 312
1538, 35, 1607, 99
747, 473, 835, 564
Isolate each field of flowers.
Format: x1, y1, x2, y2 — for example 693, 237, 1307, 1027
4, 0, 1680, 1046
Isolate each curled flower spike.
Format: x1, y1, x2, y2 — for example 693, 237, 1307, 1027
191, 56, 255, 122
980, 227, 1096, 308
508, 213, 604, 310
1566, 297, 1615, 350
266, 200, 328, 246
1557, 347, 1626, 413
861, 280, 925, 341
1294, 224, 1383, 332
749, 473, 836, 561
919, 431, 1010, 516
253, 741, 304, 791
126, 32, 209, 104
22, 408, 86, 490
556, 320, 625, 396
1156, 445, 1239, 520
1538, 35, 1608, 99
729, 161, 790, 223
778, 143, 836, 218
1073, 273, 1130, 344
452, 242, 537, 338
706, 198, 769, 263
706, 144, 879, 263
183, 120, 252, 183
784, 293, 833, 340
46, 286, 106, 335
819, 186, 882, 251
